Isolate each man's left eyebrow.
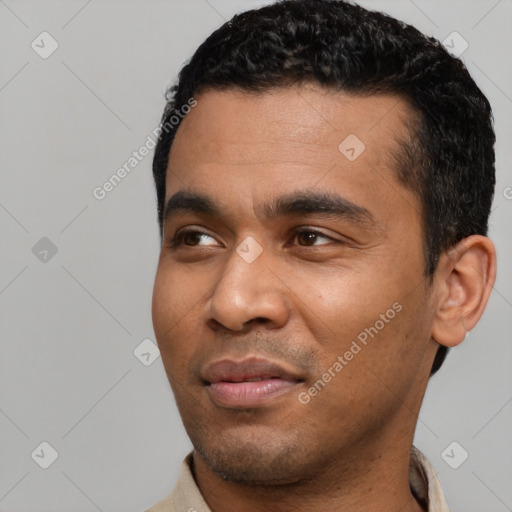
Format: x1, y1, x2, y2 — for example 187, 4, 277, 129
257, 191, 376, 226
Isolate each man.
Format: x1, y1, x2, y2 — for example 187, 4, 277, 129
147, 0, 497, 510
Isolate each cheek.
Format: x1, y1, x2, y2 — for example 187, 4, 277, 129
152, 271, 200, 393
151, 264, 203, 357
289, 266, 400, 340
335, 288, 429, 397
290, 261, 428, 378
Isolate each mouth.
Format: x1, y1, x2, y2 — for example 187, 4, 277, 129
202, 357, 304, 408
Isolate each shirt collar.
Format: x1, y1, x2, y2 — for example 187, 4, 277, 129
146, 446, 450, 512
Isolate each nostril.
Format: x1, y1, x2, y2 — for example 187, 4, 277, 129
249, 317, 271, 325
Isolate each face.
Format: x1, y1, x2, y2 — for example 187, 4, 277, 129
152, 84, 438, 485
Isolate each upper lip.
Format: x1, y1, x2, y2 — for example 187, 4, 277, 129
202, 357, 302, 384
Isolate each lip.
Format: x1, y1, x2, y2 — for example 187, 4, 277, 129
202, 357, 303, 408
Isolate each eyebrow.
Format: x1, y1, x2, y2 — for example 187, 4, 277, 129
163, 189, 376, 227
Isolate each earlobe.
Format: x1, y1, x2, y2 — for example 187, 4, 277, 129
431, 235, 496, 348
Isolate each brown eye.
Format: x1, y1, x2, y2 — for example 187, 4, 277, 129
295, 230, 334, 246
171, 230, 218, 247
182, 231, 203, 246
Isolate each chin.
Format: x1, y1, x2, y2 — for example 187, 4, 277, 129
190, 426, 320, 486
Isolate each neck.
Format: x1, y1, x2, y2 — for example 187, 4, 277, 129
192, 415, 426, 512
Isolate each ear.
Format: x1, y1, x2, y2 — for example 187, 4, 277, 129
431, 235, 496, 347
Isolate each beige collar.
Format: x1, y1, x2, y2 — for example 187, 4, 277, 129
146, 446, 451, 512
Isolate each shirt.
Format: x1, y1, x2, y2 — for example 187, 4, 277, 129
145, 446, 450, 512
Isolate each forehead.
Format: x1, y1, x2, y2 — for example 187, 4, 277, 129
169, 84, 416, 172
165, 84, 421, 230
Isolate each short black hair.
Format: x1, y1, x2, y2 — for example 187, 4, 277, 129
152, 0, 495, 375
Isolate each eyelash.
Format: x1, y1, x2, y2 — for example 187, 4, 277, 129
168, 228, 337, 249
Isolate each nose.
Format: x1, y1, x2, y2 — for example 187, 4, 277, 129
206, 248, 290, 332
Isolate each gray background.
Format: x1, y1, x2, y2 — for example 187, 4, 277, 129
0, 0, 511, 511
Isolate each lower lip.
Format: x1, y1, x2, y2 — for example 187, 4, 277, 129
207, 379, 298, 408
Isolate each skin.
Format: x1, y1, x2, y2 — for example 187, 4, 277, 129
152, 84, 496, 512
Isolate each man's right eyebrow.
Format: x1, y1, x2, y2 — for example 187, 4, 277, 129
163, 191, 221, 222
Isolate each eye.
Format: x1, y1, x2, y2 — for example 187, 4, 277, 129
294, 229, 336, 246
170, 229, 218, 247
